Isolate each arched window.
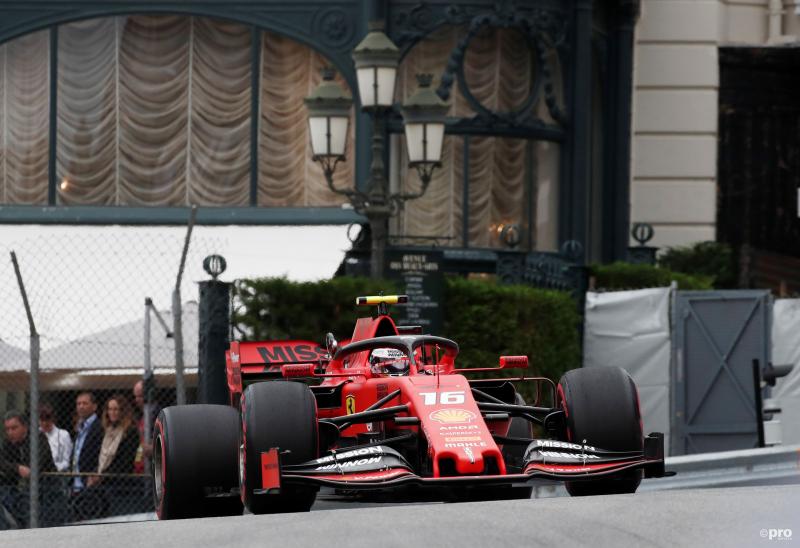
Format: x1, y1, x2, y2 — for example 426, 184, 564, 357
0, 15, 354, 208
390, 25, 564, 251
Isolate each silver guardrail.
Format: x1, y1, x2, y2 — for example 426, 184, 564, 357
531, 444, 800, 497
639, 444, 800, 491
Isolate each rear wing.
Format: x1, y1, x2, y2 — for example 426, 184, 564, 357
226, 340, 326, 404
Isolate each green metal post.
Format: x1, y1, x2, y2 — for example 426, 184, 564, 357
569, 0, 594, 263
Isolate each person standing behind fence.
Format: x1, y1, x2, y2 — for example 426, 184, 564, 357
0, 411, 56, 528
75, 395, 139, 519
70, 392, 102, 496
93, 395, 139, 485
132, 380, 159, 475
38, 404, 72, 473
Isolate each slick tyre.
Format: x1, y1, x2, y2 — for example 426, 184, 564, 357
154, 405, 243, 519
240, 381, 318, 514
558, 366, 643, 496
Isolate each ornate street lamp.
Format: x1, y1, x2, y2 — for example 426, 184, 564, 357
352, 21, 400, 109
304, 68, 359, 203
399, 73, 449, 198
305, 23, 448, 279
351, 21, 399, 279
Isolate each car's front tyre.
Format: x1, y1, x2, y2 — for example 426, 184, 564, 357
239, 381, 318, 514
558, 366, 643, 496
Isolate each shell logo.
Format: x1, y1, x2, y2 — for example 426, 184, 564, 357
429, 409, 476, 424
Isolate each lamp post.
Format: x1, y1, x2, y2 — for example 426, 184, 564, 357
304, 68, 354, 197
305, 22, 448, 279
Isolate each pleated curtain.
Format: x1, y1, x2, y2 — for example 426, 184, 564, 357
395, 27, 533, 248
0, 17, 546, 250
0, 15, 351, 208
258, 32, 350, 207
2, 31, 50, 204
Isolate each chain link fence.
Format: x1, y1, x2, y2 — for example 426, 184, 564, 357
0, 225, 225, 529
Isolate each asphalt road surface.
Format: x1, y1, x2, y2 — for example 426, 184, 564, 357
2, 484, 798, 548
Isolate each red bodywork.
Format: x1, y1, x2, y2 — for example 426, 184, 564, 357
226, 311, 665, 490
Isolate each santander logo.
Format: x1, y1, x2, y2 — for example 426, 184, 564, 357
428, 409, 476, 424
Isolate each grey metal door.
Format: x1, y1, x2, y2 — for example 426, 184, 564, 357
672, 290, 771, 455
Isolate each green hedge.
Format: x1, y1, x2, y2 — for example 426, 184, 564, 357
233, 276, 581, 399
657, 241, 736, 288
590, 262, 713, 291
441, 277, 580, 385
234, 277, 398, 341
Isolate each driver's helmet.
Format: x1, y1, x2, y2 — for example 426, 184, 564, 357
369, 348, 410, 376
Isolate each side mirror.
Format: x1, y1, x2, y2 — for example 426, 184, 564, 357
282, 364, 316, 378
499, 356, 528, 369
325, 332, 339, 356
763, 363, 794, 387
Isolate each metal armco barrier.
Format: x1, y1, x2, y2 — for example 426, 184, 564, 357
531, 444, 800, 498
639, 444, 800, 491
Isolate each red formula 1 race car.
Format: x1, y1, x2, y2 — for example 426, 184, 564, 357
153, 295, 667, 519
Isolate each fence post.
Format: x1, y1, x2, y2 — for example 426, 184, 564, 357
173, 206, 197, 406
10, 251, 39, 529
143, 298, 171, 471
753, 359, 766, 448
197, 280, 231, 405
143, 299, 152, 474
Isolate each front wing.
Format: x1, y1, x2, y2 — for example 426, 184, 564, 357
255, 433, 667, 494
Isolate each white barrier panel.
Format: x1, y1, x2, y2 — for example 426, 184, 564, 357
772, 299, 800, 445
584, 288, 671, 452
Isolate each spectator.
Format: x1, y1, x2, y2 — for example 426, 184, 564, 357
75, 395, 139, 519
0, 411, 55, 528
38, 403, 72, 472
132, 379, 159, 475
94, 395, 139, 484
132, 379, 160, 512
70, 391, 103, 495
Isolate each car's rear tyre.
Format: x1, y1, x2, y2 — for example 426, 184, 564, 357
558, 366, 643, 496
154, 405, 243, 519
240, 381, 318, 514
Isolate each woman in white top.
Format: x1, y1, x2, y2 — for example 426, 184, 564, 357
39, 403, 73, 472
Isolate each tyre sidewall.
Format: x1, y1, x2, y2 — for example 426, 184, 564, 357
558, 367, 643, 496
240, 381, 318, 513
154, 405, 242, 519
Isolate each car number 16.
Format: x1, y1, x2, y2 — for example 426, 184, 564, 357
419, 391, 465, 405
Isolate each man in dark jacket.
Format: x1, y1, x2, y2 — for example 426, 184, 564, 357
71, 391, 103, 494
0, 410, 56, 528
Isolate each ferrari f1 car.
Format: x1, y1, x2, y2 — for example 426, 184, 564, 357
153, 295, 667, 519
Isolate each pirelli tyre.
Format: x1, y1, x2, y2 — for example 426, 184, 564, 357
240, 381, 318, 514
558, 366, 643, 496
154, 405, 243, 519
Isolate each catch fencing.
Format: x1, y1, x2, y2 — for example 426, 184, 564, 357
0, 224, 223, 529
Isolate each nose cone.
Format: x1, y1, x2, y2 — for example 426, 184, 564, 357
452, 444, 485, 475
